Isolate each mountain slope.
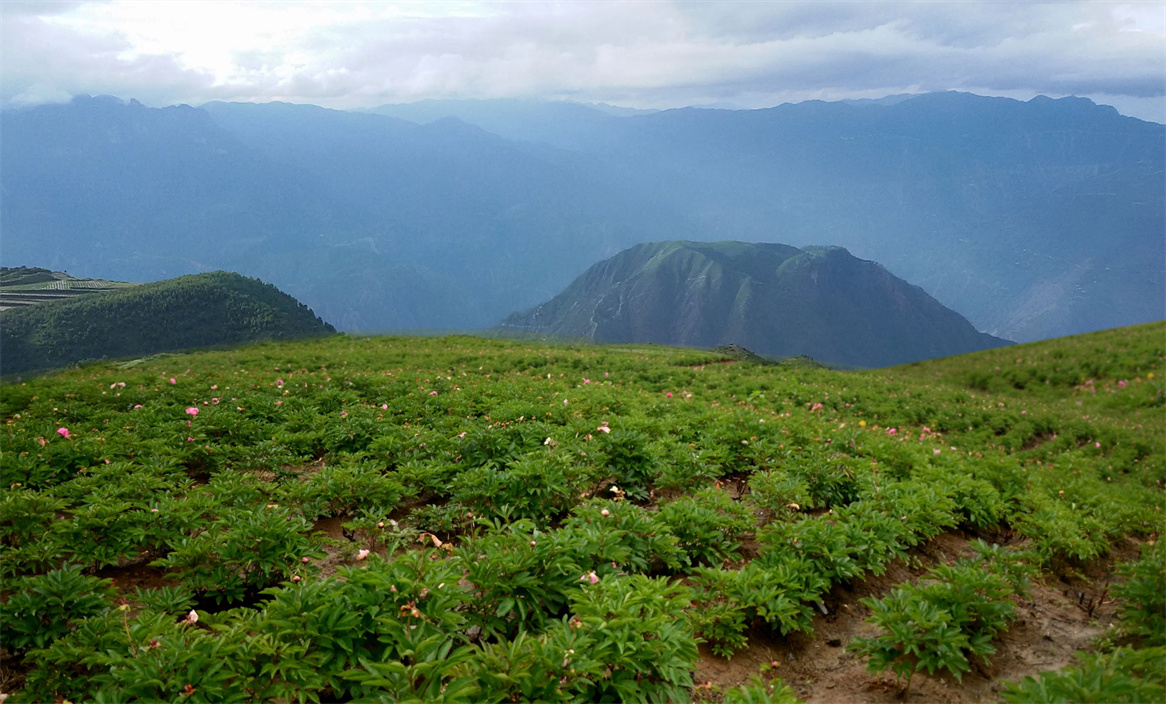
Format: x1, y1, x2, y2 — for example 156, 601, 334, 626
0, 272, 335, 375
393, 93, 1166, 342
1, 93, 1160, 339
498, 241, 1010, 367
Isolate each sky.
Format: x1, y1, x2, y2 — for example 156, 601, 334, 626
2, 1, 1164, 122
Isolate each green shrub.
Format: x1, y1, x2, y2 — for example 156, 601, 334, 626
848, 546, 1029, 697
1000, 647, 1166, 703
551, 574, 699, 703
0, 564, 114, 652
656, 486, 754, 567
1113, 541, 1166, 646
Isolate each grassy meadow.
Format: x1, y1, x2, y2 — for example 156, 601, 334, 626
1, 322, 1163, 702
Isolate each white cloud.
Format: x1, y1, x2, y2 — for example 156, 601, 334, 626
1, 0, 1162, 121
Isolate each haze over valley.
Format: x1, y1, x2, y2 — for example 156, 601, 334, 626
3, 91, 1162, 353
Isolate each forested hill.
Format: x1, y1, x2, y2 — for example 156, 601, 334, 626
498, 241, 1010, 368
0, 272, 335, 375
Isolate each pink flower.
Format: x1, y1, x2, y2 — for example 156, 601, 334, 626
381, 404, 388, 410
933, 449, 941, 455
185, 610, 198, 624
356, 549, 370, 561
211, 398, 220, 404
429, 390, 438, 396
1095, 442, 1101, 448
301, 557, 310, 563
186, 437, 194, 442
601, 509, 610, 517
292, 575, 301, 583
583, 378, 591, 384
597, 423, 610, 433
169, 378, 177, 385
56, 427, 69, 439
1118, 380, 1128, 387
887, 428, 897, 435
211, 384, 218, 390
581, 571, 599, 584
274, 401, 282, 406
666, 392, 673, 398
133, 404, 142, 409
276, 378, 285, 387
186, 407, 199, 417
340, 411, 348, 418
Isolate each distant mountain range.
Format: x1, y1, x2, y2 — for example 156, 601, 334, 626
498, 241, 1009, 367
0, 271, 334, 375
2, 92, 1161, 343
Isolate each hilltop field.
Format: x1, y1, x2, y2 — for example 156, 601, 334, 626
0, 322, 1163, 702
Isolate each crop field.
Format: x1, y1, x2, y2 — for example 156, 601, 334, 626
0, 272, 136, 311
1, 322, 1163, 702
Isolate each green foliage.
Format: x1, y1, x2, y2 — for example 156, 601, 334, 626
656, 485, 754, 567
0, 564, 114, 652
0, 322, 1161, 702
848, 543, 1031, 696
151, 506, 322, 603
553, 574, 699, 704
559, 499, 685, 574
454, 519, 581, 640
722, 668, 803, 704
0, 271, 334, 375
1112, 541, 1166, 646
1000, 647, 1166, 704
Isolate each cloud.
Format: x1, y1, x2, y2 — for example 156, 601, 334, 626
1, 0, 1162, 121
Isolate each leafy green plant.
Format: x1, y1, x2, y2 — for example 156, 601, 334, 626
656, 485, 754, 567
551, 574, 699, 703
0, 564, 114, 652
454, 519, 581, 640
722, 667, 803, 704
1112, 541, 1166, 646
848, 546, 1029, 697
595, 429, 657, 500
151, 506, 322, 603
1000, 646, 1165, 703
559, 499, 684, 574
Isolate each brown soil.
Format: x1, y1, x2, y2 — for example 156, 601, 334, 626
694, 531, 1131, 703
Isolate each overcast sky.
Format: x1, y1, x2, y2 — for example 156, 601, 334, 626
3, 1, 1164, 121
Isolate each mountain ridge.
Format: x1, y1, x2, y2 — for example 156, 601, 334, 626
498, 241, 1011, 368
2, 92, 1160, 340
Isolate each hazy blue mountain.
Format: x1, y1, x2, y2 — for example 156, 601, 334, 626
364, 98, 653, 149
198, 100, 690, 323
1, 92, 1161, 341
372, 92, 1165, 341
498, 241, 1011, 368
0, 271, 335, 375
